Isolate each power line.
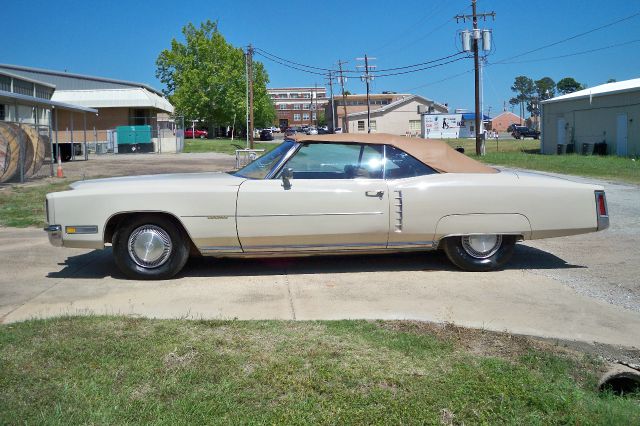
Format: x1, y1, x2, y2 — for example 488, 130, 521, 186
400, 68, 474, 92
255, 49, 467, 79
256, 46, 466, 74
493, 38, 640, 64
371, 0, 451, 54
493, 11, 640, 64
372, 56, 467, 77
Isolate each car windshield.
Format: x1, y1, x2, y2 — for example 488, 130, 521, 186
233, 140, 295, 179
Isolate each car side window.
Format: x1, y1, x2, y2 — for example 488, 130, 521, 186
278, 143, 384, 179
384, 145, 438, 179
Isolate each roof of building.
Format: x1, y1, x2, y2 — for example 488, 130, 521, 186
542, 77, 640, 104
0, 70, 56, 89
461, 113, 491, 121
0, 90, 97, 113
347, 95, 448, 118
491, 111, 523, 120
0, 64, 166, 97
51, 88, 174, 113
293, 133, 496, 174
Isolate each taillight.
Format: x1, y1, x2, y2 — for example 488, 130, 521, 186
596, 191, 608, 216
595, 191, 609, 231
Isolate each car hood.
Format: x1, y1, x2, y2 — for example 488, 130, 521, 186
69, 172, 246, 192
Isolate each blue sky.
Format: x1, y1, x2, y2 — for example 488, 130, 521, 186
3, 0, 639, 117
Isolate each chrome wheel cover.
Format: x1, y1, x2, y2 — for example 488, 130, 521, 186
127, 225, 172, 268
461, 235, 502, 259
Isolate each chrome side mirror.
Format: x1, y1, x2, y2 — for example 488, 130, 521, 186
281, 167, 293, 190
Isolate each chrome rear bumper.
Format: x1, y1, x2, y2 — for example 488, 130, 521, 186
44, 225, 63, 247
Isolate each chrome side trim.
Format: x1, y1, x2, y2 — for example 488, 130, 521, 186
387, 241, 434, 248
238, 211, 383, 218
200, 246, 243, 252
243, 242, 388, 251
393, 190, 403, 232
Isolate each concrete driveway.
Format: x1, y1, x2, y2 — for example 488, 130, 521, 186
1, 171, 639, 348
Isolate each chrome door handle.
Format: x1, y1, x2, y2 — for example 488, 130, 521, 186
365, 190, 385, 198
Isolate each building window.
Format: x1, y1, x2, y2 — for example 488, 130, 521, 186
0, 76, 10, 92
293, 114, 301, 121
357, 120, 365, 131
0, 104, 5, 121
312, 112, 317, 120
304, 104, 311, 110
303, 93, 311, 98
293, 104, 301, 110
370, 120, 376, 131
302, 113, 310, 120
409, 120, 421, 131
279, 104, 287, 110
290, 93, 300, 98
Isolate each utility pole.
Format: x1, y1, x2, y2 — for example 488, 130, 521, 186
247, 44, 255, 149
456, 1, 495, 155
356, 55, 376, 133
337, 60, 349, 133
326, 71, 336, 131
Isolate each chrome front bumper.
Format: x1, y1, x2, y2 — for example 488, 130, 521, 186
44, 225, 63, 247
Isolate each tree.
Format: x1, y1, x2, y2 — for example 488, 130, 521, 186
534, 77, 555, 100
509, 76, 534, 123
556, 77, 584, 95
316, 110, 326, 126
606, 78, 617, 83
156, 20, 275, 133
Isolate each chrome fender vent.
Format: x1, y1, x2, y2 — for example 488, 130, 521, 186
394, 190, 403, 232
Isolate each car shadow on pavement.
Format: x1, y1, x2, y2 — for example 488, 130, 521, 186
46, 244, 584, 280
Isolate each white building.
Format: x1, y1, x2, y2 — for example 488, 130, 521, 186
344, 94, 447, 135
421, 112, 489, 139
541, 78, 639, 156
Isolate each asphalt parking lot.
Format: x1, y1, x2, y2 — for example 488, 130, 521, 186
1, 153, 639, 348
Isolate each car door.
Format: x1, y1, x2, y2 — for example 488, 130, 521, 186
236, 142, 389, 252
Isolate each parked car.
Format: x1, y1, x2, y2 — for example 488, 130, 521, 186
259, 129, 274, 141
508, 125, 540, 139
184, 128, 208, 139
318, 127, 329, 135
306, 127, 318, 135
45, 133, 609, 280
334, 127, 343, 134
285, 127, 297, 137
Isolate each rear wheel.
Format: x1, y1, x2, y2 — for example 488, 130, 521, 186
113, 215, 189, 280
442, 234, 516, 272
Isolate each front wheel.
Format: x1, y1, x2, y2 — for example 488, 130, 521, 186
113, 215, 190, 280
442, 234, 516, 272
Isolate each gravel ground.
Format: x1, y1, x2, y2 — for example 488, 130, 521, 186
505, 169, 640, 313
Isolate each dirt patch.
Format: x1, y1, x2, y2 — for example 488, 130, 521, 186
163, 346, 198, 369
376, 320, 640, 366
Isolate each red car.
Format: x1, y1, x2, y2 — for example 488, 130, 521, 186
184, 128, 208, 139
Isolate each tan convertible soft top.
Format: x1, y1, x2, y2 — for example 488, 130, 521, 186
294, 133, 497, 174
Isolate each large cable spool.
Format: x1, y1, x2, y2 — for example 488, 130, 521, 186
0, 122, 20, 183
22, 125, 46, 177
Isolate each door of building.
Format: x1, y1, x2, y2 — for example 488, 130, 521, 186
556, 118, 566, 145
616, 114, 628, 156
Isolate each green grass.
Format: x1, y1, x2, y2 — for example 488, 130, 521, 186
0, 180, 70, 228
477, 152, 640, 184
1, 317, 638, 424
441, 138, 640, 184
183, 138, 277, 155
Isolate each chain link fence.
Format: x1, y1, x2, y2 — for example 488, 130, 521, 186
1, 116, 185, 183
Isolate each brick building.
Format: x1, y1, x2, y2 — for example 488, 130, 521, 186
268, 87, 328, 129
487, 111, 523, 132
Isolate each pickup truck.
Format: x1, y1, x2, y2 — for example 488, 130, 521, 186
508, 125, 540, 139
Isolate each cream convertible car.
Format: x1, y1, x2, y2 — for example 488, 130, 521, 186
45, 134, 609, 280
